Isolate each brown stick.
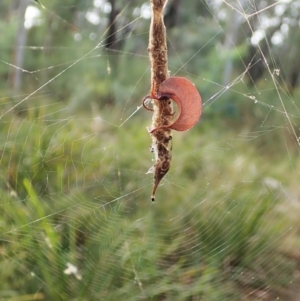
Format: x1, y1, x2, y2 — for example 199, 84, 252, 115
148, 0, 173, 201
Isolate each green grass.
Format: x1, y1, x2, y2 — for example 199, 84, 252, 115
0, 104, 299, 300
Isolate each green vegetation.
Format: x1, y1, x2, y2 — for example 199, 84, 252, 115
0, 105, 299, 300
1, 0, 300, 300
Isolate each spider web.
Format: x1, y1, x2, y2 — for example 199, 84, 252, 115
1, 0, 300, 300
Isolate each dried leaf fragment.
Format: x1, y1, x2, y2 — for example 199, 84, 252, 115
151, 76, 202, 132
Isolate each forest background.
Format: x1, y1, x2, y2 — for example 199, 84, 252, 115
1, 0, 300, 300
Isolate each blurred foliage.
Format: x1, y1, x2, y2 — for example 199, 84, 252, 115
1, 0, 300, 300
2, 0, 300, 113
0, 106, 298, 300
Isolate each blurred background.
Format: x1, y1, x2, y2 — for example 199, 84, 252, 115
1, 0, 300, 300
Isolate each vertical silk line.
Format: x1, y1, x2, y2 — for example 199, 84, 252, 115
148, 0, 173, 201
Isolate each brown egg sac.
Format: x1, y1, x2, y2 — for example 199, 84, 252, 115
152, 77, 202, 132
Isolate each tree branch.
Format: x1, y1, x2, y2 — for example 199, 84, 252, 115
147, 0, 173, 201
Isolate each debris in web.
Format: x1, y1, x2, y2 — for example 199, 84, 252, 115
144, 0, 202, 201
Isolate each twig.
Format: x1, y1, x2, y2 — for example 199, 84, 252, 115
147, 0, 173, 201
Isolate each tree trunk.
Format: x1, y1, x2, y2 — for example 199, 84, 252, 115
105, 0, 118, 49
12, 0, 30, 95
